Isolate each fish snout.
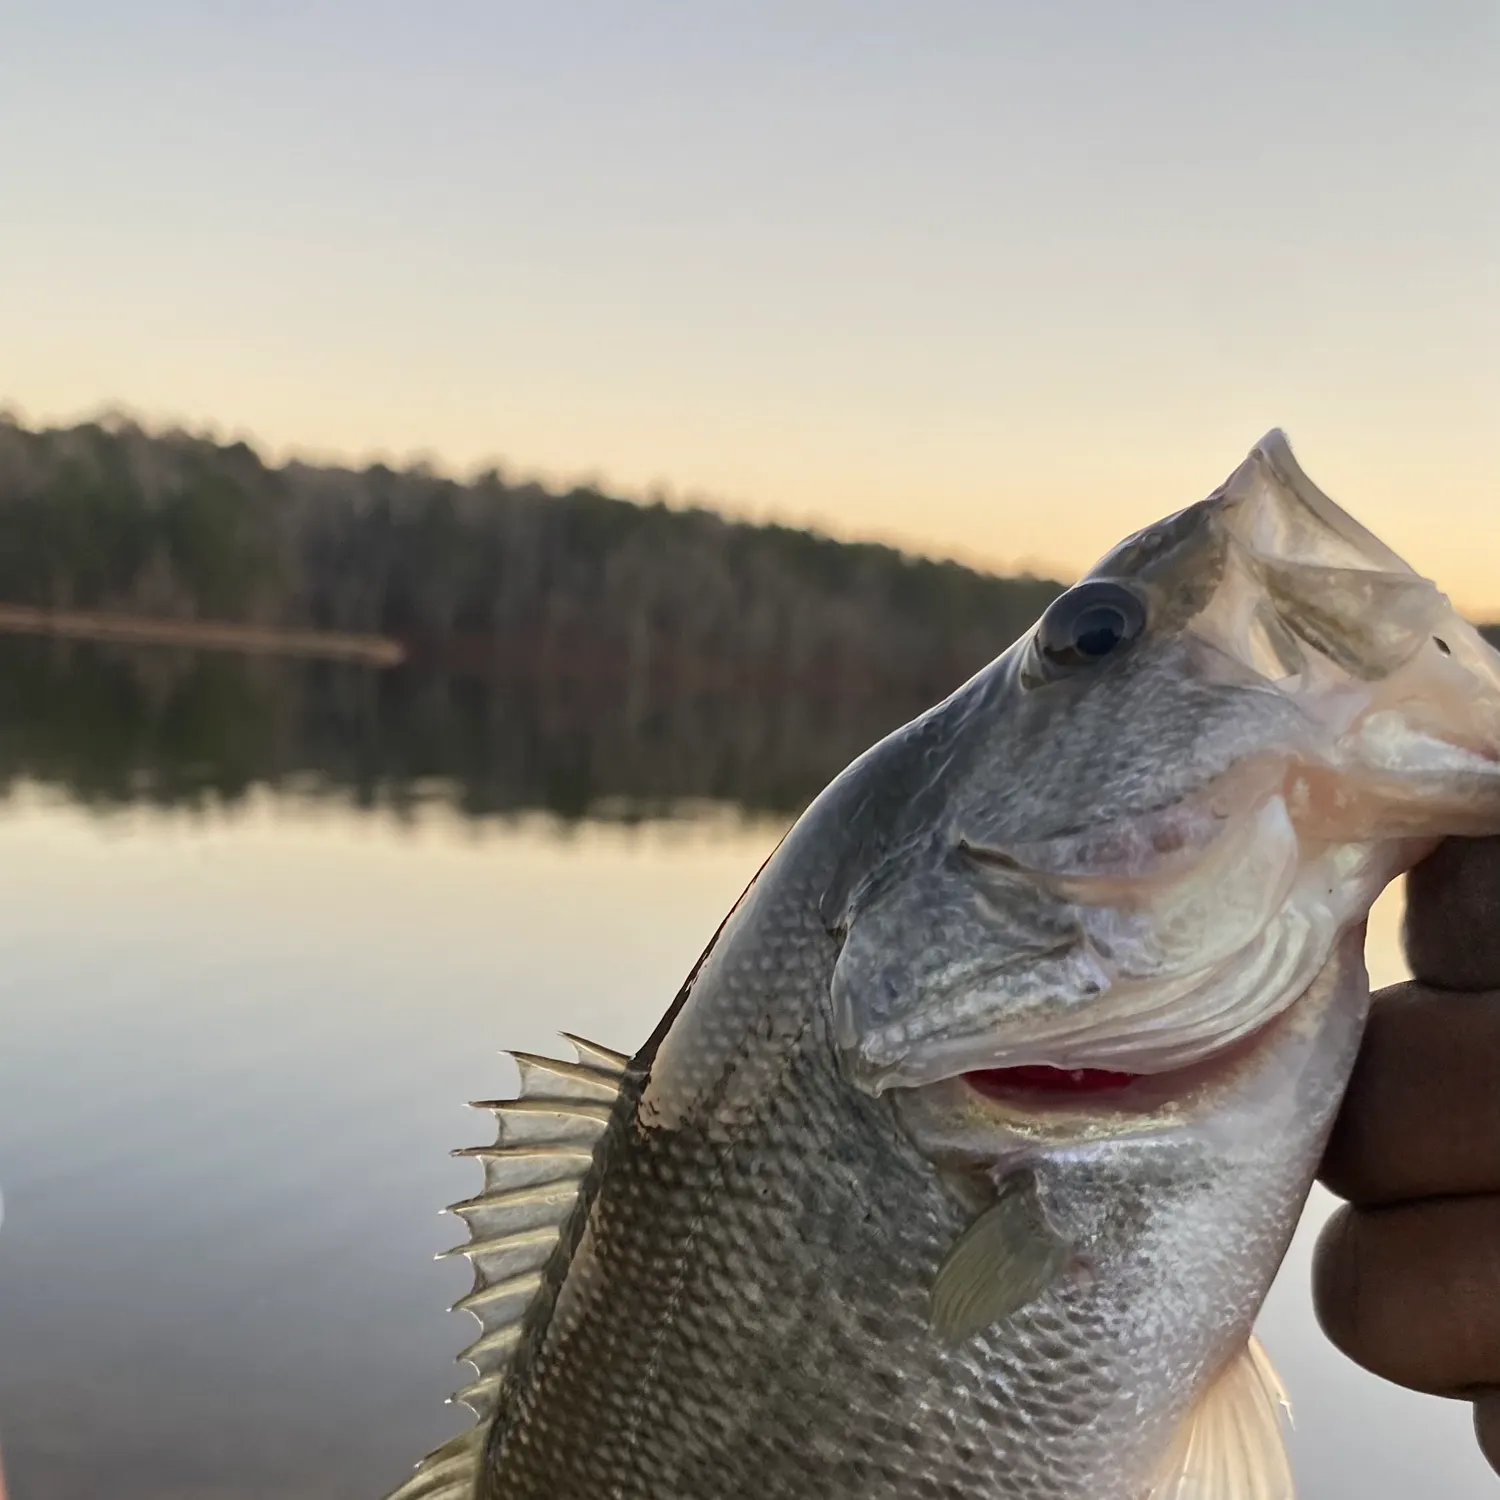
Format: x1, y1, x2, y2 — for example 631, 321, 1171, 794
1195, 433, 1500, 839
1332, 615, 1500, 838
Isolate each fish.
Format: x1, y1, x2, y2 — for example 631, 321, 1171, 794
386, 431, 1500, 1500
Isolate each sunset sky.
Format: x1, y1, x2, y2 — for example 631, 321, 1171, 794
4, 4, 1496, 607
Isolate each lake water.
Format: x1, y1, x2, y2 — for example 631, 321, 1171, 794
0, 648, 1493, 1496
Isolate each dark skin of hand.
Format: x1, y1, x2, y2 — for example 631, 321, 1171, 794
1316, 836, 1500, 1475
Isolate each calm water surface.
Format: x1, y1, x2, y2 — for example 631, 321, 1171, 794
0, 787, 1491, 1498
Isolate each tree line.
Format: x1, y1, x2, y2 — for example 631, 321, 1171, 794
0, 414, 1065, 705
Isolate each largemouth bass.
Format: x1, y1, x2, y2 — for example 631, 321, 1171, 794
388, 432, 1500, 1500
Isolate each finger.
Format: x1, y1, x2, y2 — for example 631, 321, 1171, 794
1404, 836, 1500, 991
1313, 1198, 1500, 1397
1474, 1393, 1500, 1476
1320, 983, 1500, 1205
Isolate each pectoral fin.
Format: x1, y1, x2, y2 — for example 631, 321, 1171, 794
1149, 1335, 1295, 1499
929, 1170, 1073, 1342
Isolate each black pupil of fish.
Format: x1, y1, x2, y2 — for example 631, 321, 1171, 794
1070, 604, 1128, 657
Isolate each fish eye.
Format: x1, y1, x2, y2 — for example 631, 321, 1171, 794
1036, 582, 1147, 671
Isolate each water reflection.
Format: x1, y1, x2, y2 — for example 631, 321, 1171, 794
0, 796, 786, 1500
0, 637, 927, 822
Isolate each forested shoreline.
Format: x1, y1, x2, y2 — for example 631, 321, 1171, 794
0, 415, 1065, 704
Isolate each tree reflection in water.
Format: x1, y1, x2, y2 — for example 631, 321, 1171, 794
0, 637, 954, 824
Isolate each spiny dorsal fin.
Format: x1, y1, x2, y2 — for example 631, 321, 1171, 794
1149, 1335, 1295, 1499
384, 1033, 627, 1500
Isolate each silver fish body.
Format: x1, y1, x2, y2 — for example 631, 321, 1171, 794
391, 432, 1500, 1500
479, 822, 1362, 1499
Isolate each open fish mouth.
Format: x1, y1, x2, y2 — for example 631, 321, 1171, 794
957, 1006, 1287, 1111
966, 1064, 1143, 1096
937, 957, 1356, 1147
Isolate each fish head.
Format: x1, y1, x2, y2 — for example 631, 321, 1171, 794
815, 432, 1500, 1457
830, 429, 1500, 1098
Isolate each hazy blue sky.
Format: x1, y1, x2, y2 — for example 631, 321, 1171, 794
3, 3, 1496, 604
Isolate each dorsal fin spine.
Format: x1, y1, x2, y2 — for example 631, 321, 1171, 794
457, 1323, 525, 1371
559, 1032, 631, 1072
510, 1051, 624, 1100
452, 1270, 546, 1322
452, 1370, 504, 1417
447, 1178, 580, 1219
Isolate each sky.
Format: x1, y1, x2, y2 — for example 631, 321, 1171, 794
2, 3, 1497, 607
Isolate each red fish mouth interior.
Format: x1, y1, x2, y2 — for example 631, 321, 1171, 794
959, 1011, 1288, 1100
965, 1065, 1144, 1097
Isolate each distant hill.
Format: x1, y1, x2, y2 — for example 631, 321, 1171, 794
0, 415, 1065, 705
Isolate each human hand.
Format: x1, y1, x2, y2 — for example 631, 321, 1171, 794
1315, 837, 1500, 1474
